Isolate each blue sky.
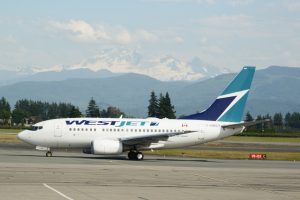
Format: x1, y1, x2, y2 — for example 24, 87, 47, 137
0, 0, 300, 73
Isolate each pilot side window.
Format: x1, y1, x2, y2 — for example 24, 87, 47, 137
29, 126, 43, 131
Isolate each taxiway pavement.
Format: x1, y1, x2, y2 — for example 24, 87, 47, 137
0, 145, 299, 200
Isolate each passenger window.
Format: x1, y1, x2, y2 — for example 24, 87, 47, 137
69, 128, 72, 131
85, 128, 88, 131
73, 128, 76, 131
102, 128, 105, 132
94, 128, 96, 131
77, 128, 80, 131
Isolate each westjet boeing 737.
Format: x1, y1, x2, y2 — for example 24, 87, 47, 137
18, 66, 263, 160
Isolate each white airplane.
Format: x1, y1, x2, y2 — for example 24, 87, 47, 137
18, 66, 263, 160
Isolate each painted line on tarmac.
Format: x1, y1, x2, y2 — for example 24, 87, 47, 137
43, 183, 74, 200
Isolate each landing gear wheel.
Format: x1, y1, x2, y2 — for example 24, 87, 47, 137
127, 151, 144, 160
128, 151, 135, 160
46, 151, 52, 157
136, 152, 144, 160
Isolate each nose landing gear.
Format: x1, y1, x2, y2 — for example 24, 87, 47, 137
128, 150, 144, 160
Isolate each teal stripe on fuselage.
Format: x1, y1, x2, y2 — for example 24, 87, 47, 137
221, 66, 255, 95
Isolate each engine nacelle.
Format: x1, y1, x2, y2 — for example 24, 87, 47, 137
91, 139, 123, 155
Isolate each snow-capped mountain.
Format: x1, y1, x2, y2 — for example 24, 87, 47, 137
0, 48, 227, 85
69, 48, 225, 81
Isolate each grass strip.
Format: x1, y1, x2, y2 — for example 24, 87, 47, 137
146, 149, 300, 161
224, 136, 300, 143
0, 134, 21, 142
0, 129, 22, 134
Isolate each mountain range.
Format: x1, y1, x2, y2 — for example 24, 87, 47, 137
0, 48, 229, 86
0, 66, 299, 117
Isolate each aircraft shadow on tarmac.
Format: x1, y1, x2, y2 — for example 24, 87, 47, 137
8, 153, 219, 163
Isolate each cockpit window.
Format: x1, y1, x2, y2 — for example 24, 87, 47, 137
29, 126, 43, 131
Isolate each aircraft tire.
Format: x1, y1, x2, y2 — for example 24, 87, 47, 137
136, 152, 144, 160
128, 151, 135, 160
46, 151, 52, 157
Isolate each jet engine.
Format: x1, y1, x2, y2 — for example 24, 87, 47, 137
91, 139, 123, 155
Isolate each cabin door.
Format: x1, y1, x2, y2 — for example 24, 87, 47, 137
54, 124, 62, 137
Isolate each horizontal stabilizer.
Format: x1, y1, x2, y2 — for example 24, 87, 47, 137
221, 119, 271, 129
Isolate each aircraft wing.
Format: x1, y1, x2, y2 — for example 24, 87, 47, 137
120, 130, 195, 146
221, 119, 270, 129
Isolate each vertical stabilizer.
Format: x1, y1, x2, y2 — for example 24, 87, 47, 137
180, 66, 255, 122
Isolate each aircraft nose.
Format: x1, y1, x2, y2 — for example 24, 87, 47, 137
17, 131, 27, 142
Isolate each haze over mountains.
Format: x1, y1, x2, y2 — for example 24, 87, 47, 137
0, 48, 229, 86
0, 65, 299, 117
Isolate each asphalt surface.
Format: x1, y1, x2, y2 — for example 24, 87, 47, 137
2, 138, 300, 152
0, 144, 299, 200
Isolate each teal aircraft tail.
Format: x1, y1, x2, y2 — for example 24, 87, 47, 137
180, 66, 256, 122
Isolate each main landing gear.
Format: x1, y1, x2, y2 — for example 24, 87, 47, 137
128, 150, 144, 160
46, 151, 52, 157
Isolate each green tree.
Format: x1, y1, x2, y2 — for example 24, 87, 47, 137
0, 97, 11, 125
147, 91, 159, 118
158, 92, 176, 119
273, 113, 283, 129
289, 112, 300, 129
12, 108, 28, 126
158, 93, 167, 118
284, 112, 291, 128
163, 92, 176, 119
245, 111, 253, 122
86, 97, 100, 117
101, 106, 125, 118
68, 106, 82, 118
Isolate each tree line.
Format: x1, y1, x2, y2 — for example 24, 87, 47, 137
0, 97, 125, 127
245, 111, 300, 133
1, 94, 300, 133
